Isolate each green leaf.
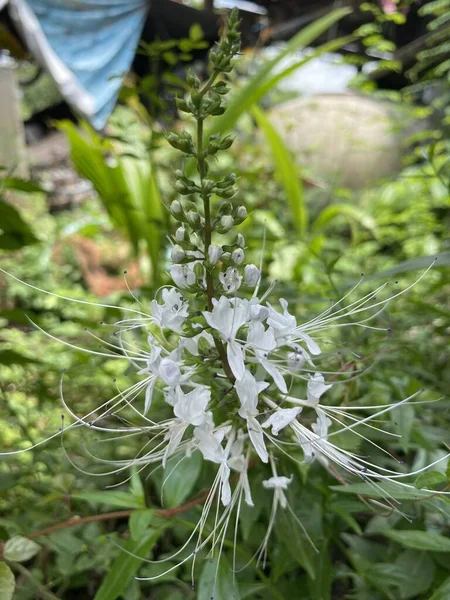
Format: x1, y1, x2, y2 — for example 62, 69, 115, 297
383, 530, 450, 552
198, 555, 238, 600
189, 23, 204, 42
252, 105, 307, 235
129, 510, 154, 542
415, 471, 447, 489
161, 451, 202, 509
307, 541, 333, 600
0, 562, 15, 600
94, 529, 162, 600
275, 509, 317, 580
73, 490, 145, 509
2, 177, 45, 194
429, 576, 450, 600
239, 583, 267, 599
395, 550, 435, 598
330, 481, 432, 500
347, 252, 450, 283
0, 199, 39, 250
0, 350, 41, 366
3, 536, 41, 562
313, 203, 376, 236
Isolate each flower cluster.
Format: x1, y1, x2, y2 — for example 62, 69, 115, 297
1, 8, 446, 588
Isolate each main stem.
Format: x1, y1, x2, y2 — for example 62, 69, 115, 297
196, 94, 235, 384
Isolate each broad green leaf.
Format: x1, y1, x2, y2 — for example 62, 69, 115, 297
94, 529, 162, 600
2, 177, 45, 194
383, 530, 450, 552
330, 482, 432, 500
252, 105, 307, 235
313, 203, 376, 235
307, 541, 333, 600
4, 536, 40, 562
347, 252, 450, 283
364, 563, 408, 595
395, 550, 435, 599
161, 451, 202, 509
275, 509, 316, 580
240, 583, 267, 599
429, 576, 450, 600
129, 510, 154, 542
0, 350, 40, 366
198, 555, 237, 600
129, 467, 145, 504
0, 199, 39, 250
73, 490, 145, 509
0, 562, 15, 600
415, 471, 447, 489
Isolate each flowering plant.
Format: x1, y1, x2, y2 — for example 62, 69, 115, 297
1, 8, 447, 595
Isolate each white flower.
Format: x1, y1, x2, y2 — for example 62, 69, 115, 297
263, 475, 293, 508
159, 358, 182, 386
267, 298, 297, 342
228, 431, 253, 506
173, 385, 210, 426
307, 373, 332, 407
171, 245, 185, 263
247, 321, 287, 392
170, 264, 196, 289
163, 386, 210, 466
262, 407, 302, 435
219, 267, 242, 294
235, 370, 269, 418
203, 296, 248, 380
232, 248, 245, 265
151, 288, 188, 334
247, 415, 268, 463
183, 329, 214, 356
244, 264, 260, 287
219, 215, 234, 231
208, 245, 223, 265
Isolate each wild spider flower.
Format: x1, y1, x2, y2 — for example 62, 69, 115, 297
0, 9, 447, 594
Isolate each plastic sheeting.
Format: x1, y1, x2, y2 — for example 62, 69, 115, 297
8, 0, 150, 129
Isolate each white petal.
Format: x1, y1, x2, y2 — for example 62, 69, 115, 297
163, 423, 187, 467
262, 407, 302, 435
298, 332, 321, 355
144, 378, 156, 415
227, 341, 245, 380
247, 416, 268, 463
220, 463, 232, 506
262, 359, 287, 393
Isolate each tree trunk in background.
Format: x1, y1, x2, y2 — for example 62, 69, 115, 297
0, 56, 29, 178
204, 0, 214, 11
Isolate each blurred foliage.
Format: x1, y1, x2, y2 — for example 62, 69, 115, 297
1, 4, 450, 600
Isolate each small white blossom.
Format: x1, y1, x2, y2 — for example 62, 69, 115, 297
208, 244, 223, 265
219, 267, 242, 294
263, 475, 293, 509
244, 264, 260, 287
170, 264, 196, 288
232, 248, 245, 265
307, 373, 332, 407
171, 244, 186, 263
151, 288, 188, 334
262, 407, 302, 435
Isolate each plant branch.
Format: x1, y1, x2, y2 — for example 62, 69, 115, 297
7, 560, 61, 600
26, 489, 210, 541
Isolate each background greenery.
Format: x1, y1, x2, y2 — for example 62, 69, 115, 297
1, 3, 449, 599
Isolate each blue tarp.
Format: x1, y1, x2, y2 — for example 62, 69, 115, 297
11, 0, 150, 128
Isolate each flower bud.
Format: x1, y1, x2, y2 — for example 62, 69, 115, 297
175, 226, 187, 243
221, 252, 231, 262
193, 262, 205, 280
232, 248, 245, 265
244, 264, 260, 287
171, 200, 182, 215
208, 245, 223, 265
236, 233, 245, 248
186, 211, 200, 227
171, 245, 185, 263
235, 206, 247, 222
219, 267, 242, 294
217, 215, 234, 233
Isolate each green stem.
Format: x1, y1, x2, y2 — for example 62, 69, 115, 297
196, 77, 235, 384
